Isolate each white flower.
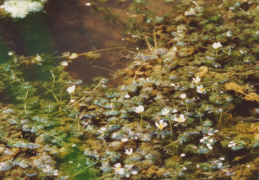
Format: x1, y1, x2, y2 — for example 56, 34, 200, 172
124, 94, 130, 99
226, 30, 233, 37
132, 170, 138, 175
192, 76, 201, 84
1, 0, 43, 18
180, 153, 186, 157
68, 53, 79, 60
35, 55, 42, 62
180, 93, 186, 99
172, 108, 178, 113
114, 163, 124, 175
60, 61, 69, 67
217, 162, 223, 167
98, 127, 106, 134
161, 108, 170, 116
206, 143, 213, 150
174, 114, 186, 123
228, 141, 237, 148
67, 85, 75, 94
85, 2, 91, 6
134, 105, 144, 113
184, 8, 196, 16
125, 148, 133, 155
53, 169, 59, 176
121, 137, 129, 142
29, 2, 43, 11
155, 120, 168, 130
197, 85, 206, 94
212, 42, 222, 49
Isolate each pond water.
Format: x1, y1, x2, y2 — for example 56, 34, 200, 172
0, 0, 130, 83
0, 0, 258, 179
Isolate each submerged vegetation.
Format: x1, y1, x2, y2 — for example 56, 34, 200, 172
0, 0, 259, 179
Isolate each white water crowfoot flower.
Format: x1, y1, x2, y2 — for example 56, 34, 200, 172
180, 93, 189, 111
180, 93, 186, 99
135, 105, 144, 129
161, 107, 170, 116
67, 85, 75, 94
192, 76, 201, 84
212, 42, 222, 49
155, 120, 168, 130
174, 114, 186, 123
134, 105, 144, 114
60, 61, 69, 67
197, 85, 206, 94
125, 148, 133, 155
228, 141, 237, 148
1, 0, 44, 18
114, 163, 124, 175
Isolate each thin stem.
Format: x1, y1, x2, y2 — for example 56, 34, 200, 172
98, 173, 114, 180
157, 139, 180, 150
153, 29, 157, 49
140, 114, 143, 129
80, 46, 125, 55
24, 90, 29, 112
93, 79, 103, 91
90, 66, 114, 72
103, 139, 108, 152
142, 34, 154, 52
49, 70, 55, 90
185, 101, 189, 112
217, 111, 223, 126
76, 114, 80, 132
168, 117, 173, 138
72, 165, 93, 177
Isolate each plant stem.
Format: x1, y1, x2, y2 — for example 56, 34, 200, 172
185, 101, 188, 112
140, 114, 143, 129
168, 118, 173, 138
217, 111, 223, 126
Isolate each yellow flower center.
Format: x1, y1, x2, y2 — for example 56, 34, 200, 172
115, 166, 121, 171
158, 124, 164, 130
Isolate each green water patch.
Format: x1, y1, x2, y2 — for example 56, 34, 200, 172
0, 37, 10, 64
57, 149, 99, 180
11, 12, 57, 55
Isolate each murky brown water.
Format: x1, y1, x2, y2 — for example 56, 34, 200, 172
0, 0, 173, 83
45, 0, 130, 83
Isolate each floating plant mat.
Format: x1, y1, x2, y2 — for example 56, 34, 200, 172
0, 0, 259, 179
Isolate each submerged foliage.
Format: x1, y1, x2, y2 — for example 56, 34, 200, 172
0, 0, 259, 179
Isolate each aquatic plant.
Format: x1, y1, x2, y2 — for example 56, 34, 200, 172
0, 0, 258, 179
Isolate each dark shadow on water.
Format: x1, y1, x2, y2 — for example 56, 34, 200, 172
0, 0, 128, 83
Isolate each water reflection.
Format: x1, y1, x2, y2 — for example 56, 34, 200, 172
0, 0, 128, 83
